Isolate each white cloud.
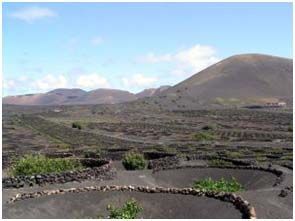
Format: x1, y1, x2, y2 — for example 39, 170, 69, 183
3, 73, 111, 95
122, 74, 157, 88
174, 45, 220, 72
32, 74, 67, 91
18, 76, 29, 82
138, 44, 220, 77
76, 73, 110, 89
91, 37, 103, 46
3, 79, 16, 89
3, 76, 30, 90
10, 6, 57, 23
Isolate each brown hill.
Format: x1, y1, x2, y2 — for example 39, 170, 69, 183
2, 86, 171, 105
137, 54, 292, 109
72, 88, 137, 104
2, 88, 135, 105
135, 86, 171, 99
2, 88, 87, 106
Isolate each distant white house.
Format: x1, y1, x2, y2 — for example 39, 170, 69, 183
266, 102, 286, 107
278, 102, 287, 107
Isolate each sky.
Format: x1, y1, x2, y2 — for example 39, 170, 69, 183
2, 2, 293, 96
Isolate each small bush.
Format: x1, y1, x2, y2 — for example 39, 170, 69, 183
107, 198, 142, 219
270, 147, 283, 154
193, 177, 243, 192
208, 159, 234, 167
57, 143, 71, 149
202, 124, 216, 131
84, 148, 101, 158
225, 151, 243, 159
122, 152, 146, 170
10, 154, 83, 176
72, 122, 82, 130
255, 156, 267, 162
193, 131, 216, 141
281, 155, 293, 161
288, 125, 293, 132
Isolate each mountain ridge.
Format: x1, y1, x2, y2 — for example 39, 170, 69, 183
3, 53, 292, 108
3, 86, 170, 105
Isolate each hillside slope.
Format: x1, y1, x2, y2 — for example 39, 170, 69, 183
3, 86, 170, 105
140, 54, 292, 109
135, 86, 171, 99
72, 88, 137, 104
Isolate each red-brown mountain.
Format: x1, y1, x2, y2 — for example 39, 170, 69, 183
3, 86, 170, 105
135, 85, 171, 99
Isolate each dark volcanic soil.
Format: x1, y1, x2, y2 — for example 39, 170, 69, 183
3, 191, 242, 219
153, 168, 278, 190
2, 104, 293, 219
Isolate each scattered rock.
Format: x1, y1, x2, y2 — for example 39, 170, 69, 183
279, 189, 288, 197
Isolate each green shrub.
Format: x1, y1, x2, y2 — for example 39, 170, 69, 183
202, 124, 216, 131
10, 154, 83, 176
72, 122, 82, 130
255, 155, 267, 162
193, 177, 243, 192
193, 131, 216, 141
253, 149, 265, 153
56, 143, 71, 149
288, 125, 293, 132
122, 152, 146, 170
270, 147, 283, 154
84, 148, 101, 158
208, 159, 234, 167
107, 198, 142, 219
280, 155, 293, 161
225, 151, 243, 159
153, 146, 177, 154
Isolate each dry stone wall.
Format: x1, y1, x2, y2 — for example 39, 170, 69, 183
3, 159, 115, 189
8, 185, 256, 219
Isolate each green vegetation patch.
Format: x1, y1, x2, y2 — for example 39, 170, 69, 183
56, 143, 71, 149
280, 155, 293, 161
72, 122, 82, 130
214, 97, 243, 106
122, 152, 146, 170
151, 146, 177, 154
225, 151, 243, 159
107, 198, 143, 219
193, 177, 244, 193
255, 156, 267, 162
10, 154, 83, 176
84, 148, 102, 158
208, 159, 234, 167
193, 131, 216, 141
270, 147, 283, 154
202, 124, 216, 131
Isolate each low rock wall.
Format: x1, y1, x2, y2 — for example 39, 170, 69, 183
8, 185, 256, 219
2, 160, 115, 189
148, 155, 179, 169
152, 163, 284, 186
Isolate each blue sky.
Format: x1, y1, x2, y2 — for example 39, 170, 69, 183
3, 2, 292, 96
